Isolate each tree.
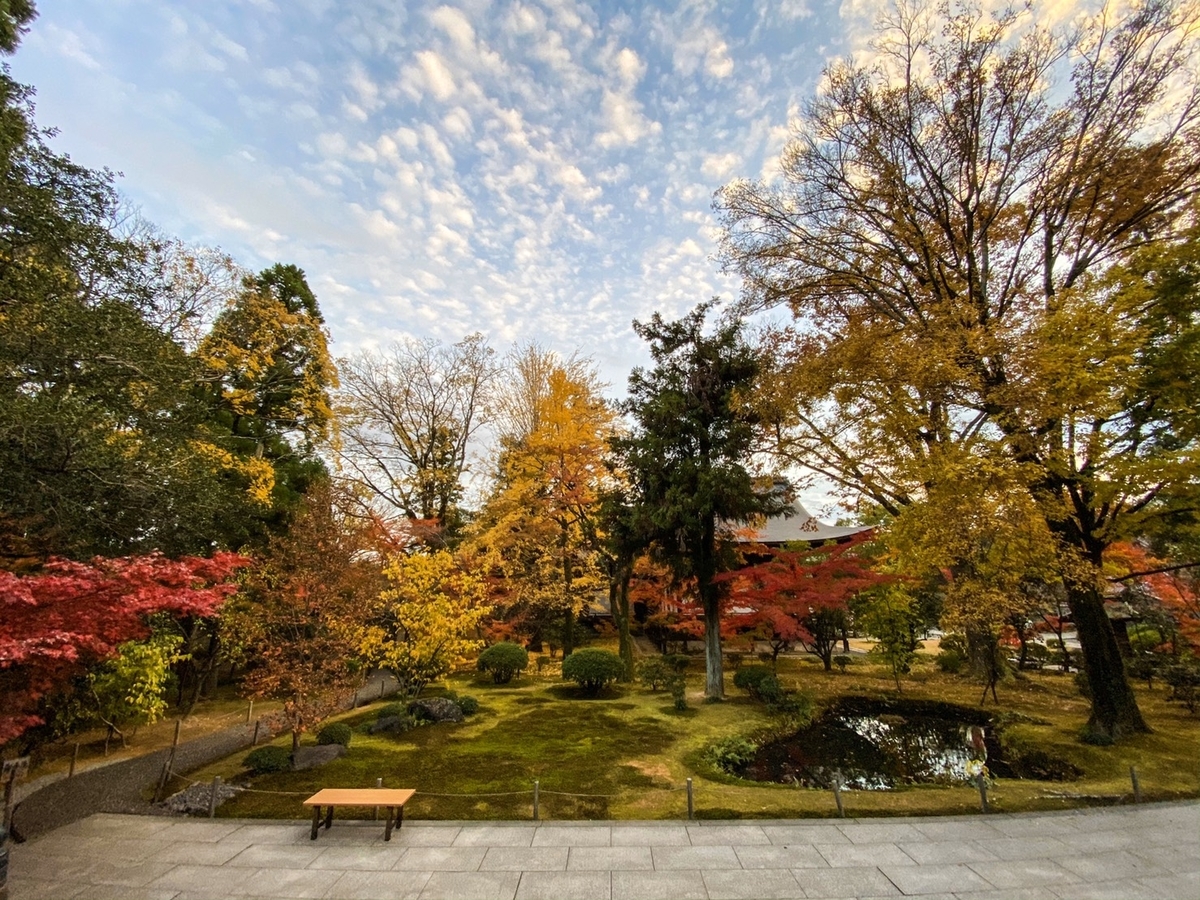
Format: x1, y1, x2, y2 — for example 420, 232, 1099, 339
722, 532, 889, 671
470, 353, 614, 656
0, 552, 244, 746
719, 1, 1200, 737
195, 263, 337, 548
358, 548, 491, 697
338, 334, 496, 543
616, 303, 776, 699
86, 629, 183, 749
223, 483, 374, 753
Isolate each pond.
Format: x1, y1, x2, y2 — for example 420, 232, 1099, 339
741, 697, 1017, 790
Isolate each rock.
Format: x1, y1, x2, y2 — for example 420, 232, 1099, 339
291, 744, 346, 771
408, 697, 464, 723
370, 715, 405, 734
161, 781, 242, 815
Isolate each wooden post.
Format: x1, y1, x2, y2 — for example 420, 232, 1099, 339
686, 778, 694, 821
1130, 766, 1142, 803
533, 780, 540, 822
975, 772, 989, 813
68, 742, 80, 779
832, 774, 845, 818
246, 701, 253, 724
353, 690, 359, 709
208, 776, 222, 818
373, 778, 383, 820
252, 720, 261, 746
379, 679, 386, 699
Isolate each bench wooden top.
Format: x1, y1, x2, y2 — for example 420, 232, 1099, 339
303, 788, 415, 807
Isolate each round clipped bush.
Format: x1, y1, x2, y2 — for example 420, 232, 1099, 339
243, 745, 291, 774
562, 648, 625, 696
638, 657, 674, 691
377, 702, 406, 719
316, 722, 352, 747
477, 642, 529, 684
733, 665, 775, 698
458, 695, 479, 715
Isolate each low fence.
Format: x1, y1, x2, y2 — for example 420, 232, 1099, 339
165, 765, 1155, 823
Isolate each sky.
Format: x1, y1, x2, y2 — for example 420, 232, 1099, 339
11, 0, 845, 392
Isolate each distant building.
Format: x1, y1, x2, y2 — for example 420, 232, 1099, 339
736, 500, 873, 547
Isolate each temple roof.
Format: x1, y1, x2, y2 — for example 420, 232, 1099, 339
735, 502, 873, 545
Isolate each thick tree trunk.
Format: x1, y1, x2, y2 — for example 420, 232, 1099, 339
612, 564, 634, 681
1067, 581, 1149, 737
291, 729, 300, 755
703, 595, 723, 699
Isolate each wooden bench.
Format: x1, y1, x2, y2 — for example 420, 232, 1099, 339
302, 788, 416, 841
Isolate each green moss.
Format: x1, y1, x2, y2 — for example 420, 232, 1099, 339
182, 649, 1199, 822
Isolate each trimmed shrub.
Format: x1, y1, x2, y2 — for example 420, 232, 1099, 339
663, 653, 690, 673
377, 702, 406, 719
733, 665, 775, 699
936, 649, 965, 674
668, 672, 688, 710
833, 654, 851, 673
243, 745, 291, 774
562, 648, 625, 696
477, 642, 529, 684
458, 695, 479, 716
638, 657, 674, 691
725, 652, 745, 671
705, 736, 758, 776
316, 723, 352, 747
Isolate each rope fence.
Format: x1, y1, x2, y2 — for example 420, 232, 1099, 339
168, 764, 1157, 823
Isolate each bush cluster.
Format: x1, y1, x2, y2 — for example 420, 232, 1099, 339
705, 736, 758, 776
477, 642, 529, 684
637, 657, 674, 691
243, 745, 291, 774
458, 695, 479, 715
562, 648, 625, 696
733, 665, 777, 700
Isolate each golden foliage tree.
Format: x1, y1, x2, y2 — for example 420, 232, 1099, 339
719, 0, 1200, 737
359, 548, 492, 697
471, 351, 615, 656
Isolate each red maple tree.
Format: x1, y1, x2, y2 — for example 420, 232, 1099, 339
720, 533, 889, 670
0, 553, 247, 744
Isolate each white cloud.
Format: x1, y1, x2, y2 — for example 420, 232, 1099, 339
701, 151, 740, 179
402, 50, 458, 102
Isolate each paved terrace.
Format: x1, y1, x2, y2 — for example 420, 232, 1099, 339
9, 803, 1199, 900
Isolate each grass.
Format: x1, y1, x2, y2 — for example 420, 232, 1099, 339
185, 649, 1200, 822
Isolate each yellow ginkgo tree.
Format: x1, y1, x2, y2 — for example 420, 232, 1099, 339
359, 549, 492, 697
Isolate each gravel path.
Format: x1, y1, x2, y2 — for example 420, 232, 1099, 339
10, 672, 398, 841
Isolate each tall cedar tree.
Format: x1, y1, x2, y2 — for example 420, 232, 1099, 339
719, 1, 1200, 737
617, 303, 775, 699
0, 552, 245, 746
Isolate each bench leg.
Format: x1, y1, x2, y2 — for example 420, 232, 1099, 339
310, 806, 321, 840
384, 807, 394, 841
324, 805, 334, 832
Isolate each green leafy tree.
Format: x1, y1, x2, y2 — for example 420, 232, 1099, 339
616, 303, 776, 699
87, 630, 183, 748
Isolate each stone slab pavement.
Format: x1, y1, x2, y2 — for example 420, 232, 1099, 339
8, 802, 1198, 900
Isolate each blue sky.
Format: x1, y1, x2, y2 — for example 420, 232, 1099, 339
13, 0, 845, 390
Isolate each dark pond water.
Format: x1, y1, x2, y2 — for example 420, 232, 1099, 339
742, 697, 1016, 790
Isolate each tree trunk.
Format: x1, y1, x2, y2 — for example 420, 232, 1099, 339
1067, 581, 1150, 737
291, 729, 301, 755
613, 564, 634, 681
561, 526, 575, 657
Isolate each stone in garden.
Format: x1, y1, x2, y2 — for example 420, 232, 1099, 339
408, 697, 464, 723
161, 781, 241, 815
291, 744, 346, 770
370, 715, 405, 734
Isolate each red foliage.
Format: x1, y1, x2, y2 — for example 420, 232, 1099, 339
1106, 542, 1200, 654
719, 533, 890, 667
0, 552, 247, 743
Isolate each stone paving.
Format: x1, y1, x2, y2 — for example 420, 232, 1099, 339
8, 802, 1199, 900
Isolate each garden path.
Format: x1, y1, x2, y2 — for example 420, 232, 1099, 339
10, 672, 400, 842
